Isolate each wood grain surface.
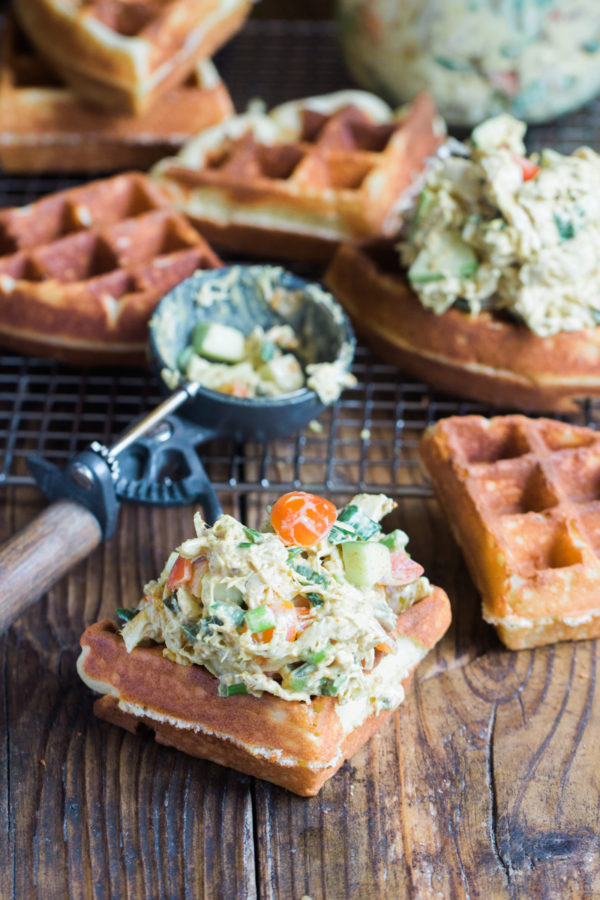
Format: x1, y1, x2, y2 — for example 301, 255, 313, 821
0, 479, 598, 899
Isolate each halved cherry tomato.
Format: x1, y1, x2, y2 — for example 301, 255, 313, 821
270, 491, 337, 546
166, 555, 192, 591
389, 550, 424, 585
513, 153, 539, 182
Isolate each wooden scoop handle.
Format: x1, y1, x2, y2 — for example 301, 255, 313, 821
0, 500, 101, 632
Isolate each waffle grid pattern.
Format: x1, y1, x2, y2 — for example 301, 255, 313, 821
2, 18, 600, 495
440, 416, 600, 577
0, 173, 220, 356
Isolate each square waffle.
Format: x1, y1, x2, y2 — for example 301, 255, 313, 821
419, 414, 600, 650
0, 172, 222, 365
151, 91, 443, 261
78, 586, 451, 796
0, 16, 234, 173
14, 0, 252, 114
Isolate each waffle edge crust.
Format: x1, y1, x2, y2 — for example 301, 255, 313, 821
151, 92, 443, 262
419, 415, 600, 650
13, 0, 252, 114
78, 588, 450, 797
325, 241, 600, 413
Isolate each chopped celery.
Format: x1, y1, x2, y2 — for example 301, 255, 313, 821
290, 662, 317, 691
305, 645, 330, 665
245, 605, 276, 633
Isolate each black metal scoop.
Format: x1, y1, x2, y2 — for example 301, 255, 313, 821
113, 265, 355, 515
0, 265, 355, 631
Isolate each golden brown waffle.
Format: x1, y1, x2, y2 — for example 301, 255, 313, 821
14, 0, 251, 114
0, 16, 234, 173
151, 91, 443, 261
325, 240, 600, 413
420, 414, 600, 650
78, 587, 451, 796
0, 172, 222, 365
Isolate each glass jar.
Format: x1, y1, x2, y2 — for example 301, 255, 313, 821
336, 0, 600, 126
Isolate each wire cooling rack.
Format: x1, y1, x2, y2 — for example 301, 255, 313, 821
1, 18, 600, 498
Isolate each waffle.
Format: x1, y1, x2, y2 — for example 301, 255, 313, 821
420, 414, 600, 650
0, 172, 222, 365
0, 17, 234, 173
14, 0, 252, 114
325, 240, 600, 413
151, 91, 443, 261
78, 587, 451, 797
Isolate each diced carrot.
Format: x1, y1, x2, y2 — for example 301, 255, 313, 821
270, 491, 337, 546
166, 555, 192, 592
375, 641, 394, 655
220, 380, 250, 398
513, 153, 539, 181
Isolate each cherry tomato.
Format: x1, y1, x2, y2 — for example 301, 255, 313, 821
166, 555, 192, 591
270, 491, 337, 546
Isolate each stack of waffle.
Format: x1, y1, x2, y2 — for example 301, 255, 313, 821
0, 0, 252, 172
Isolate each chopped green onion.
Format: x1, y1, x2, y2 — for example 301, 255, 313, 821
319, 674, 347, 697
242, 526, 264, 544
294, 564, 328, 587
287, 547, 304, 561
289, 662, 316, 691
336, 505, 380, 540
327, 521, 355, 545
238, 542, 253, 548
304, 592, 324, 607
210, 602, 245, 627
245, 605, 276, 633
218, 682, 248, 697
199, 615, 224, 637
554, 213, 576, 241
164, 594, 180, 615
181, 622, 199, 644
115, 608, 139, 624
305, 645, 330, 665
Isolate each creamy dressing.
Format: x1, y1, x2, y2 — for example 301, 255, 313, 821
120, 494, 432, 717
400, 114, 600, 337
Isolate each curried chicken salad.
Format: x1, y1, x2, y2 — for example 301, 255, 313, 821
118, 492, 432, 723
400, 114, 600, 338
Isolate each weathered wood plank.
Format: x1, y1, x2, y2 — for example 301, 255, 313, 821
0, 481, 599, 898
0, 491, 257, 900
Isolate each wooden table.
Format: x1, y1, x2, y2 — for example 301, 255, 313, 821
1, 467, 598, 898
1, 5, 599, 898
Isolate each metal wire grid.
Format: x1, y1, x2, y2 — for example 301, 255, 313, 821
1, 18, 600, 497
